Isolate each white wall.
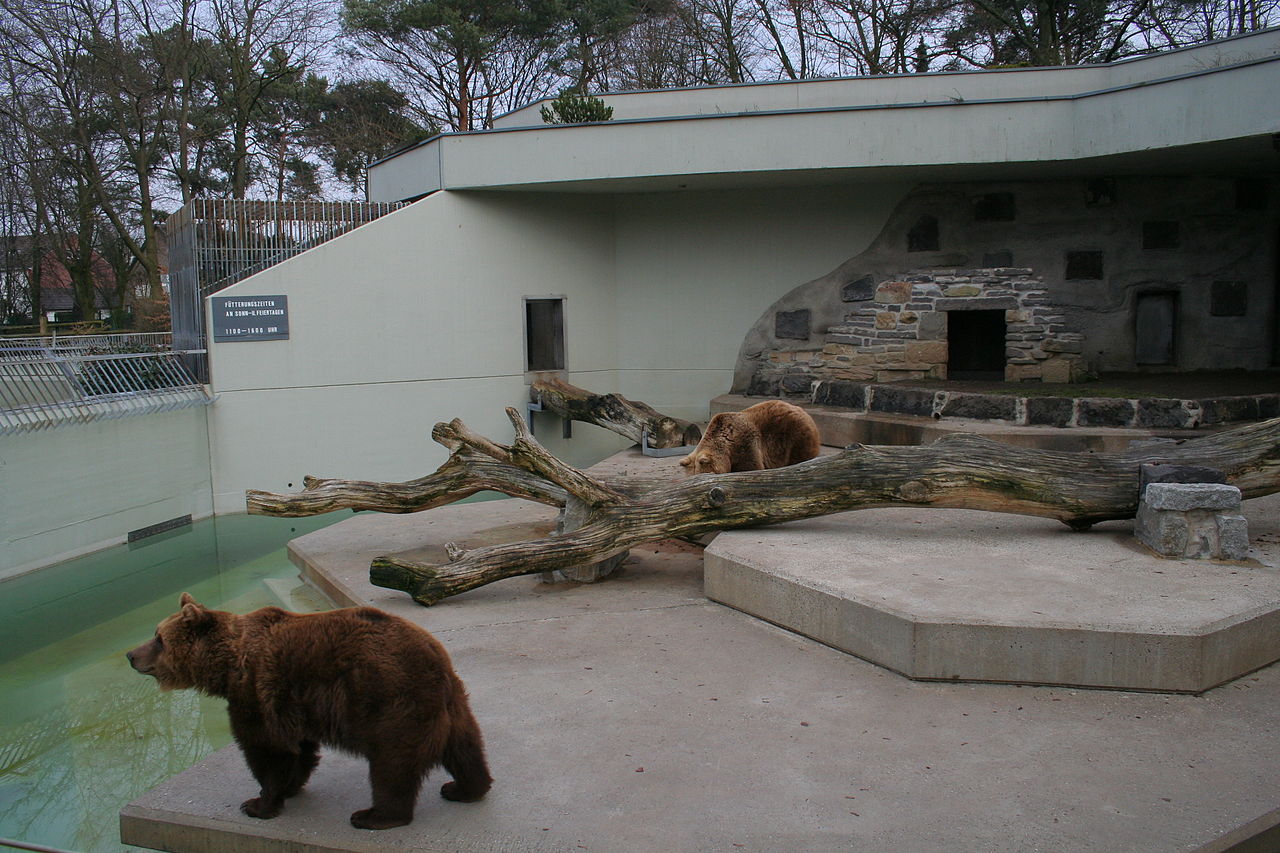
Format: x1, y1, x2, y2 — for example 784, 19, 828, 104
206, 192, 630, 514
0, 408, 213, 579
613, 183, 913, 421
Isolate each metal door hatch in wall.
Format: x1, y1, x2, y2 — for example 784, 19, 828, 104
1135, 292, 1178, 366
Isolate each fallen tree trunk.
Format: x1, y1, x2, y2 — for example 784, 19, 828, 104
531, 377, 702, 449
365, 411, 1280, 606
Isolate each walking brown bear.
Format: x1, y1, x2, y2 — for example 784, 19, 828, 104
127, 593, 492, 829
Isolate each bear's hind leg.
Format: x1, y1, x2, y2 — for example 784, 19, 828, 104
351, 745, 432, 830
440, 713, 492, 802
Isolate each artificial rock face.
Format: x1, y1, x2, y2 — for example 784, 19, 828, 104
127, 594, 492, 829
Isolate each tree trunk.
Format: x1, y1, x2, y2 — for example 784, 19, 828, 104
251, 406, 1280, 607
530, 377, 702, 449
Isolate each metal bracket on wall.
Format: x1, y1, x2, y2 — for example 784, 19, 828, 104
527, 395, 571, 439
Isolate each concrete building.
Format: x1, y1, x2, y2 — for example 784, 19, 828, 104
204, 28, 1277, 513
4, 28, 1279, 573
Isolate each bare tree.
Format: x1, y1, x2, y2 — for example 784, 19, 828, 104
198, 0, 330, 197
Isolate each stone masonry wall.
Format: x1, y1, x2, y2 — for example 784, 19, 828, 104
752, 267, 1087, 396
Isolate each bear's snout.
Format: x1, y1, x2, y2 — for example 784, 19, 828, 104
126, 638, 160, 675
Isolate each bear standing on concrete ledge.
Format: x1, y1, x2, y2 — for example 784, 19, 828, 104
127, 594, 492, 830
679, 399, 821, 475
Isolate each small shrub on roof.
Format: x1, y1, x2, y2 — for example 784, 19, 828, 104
540, 89, 613, 125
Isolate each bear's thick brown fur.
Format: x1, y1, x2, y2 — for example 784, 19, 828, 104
679, 399, 821, 475
127, 594, 491, 830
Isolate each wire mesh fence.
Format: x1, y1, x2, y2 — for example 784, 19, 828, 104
0, 336, 211, 434
167, 199, 404, 380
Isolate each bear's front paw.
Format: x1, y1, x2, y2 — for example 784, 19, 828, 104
440, 780, 489, 802
350, 808, 412, 830
240, 797, 282, 819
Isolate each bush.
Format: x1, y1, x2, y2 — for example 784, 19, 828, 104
540, 89, 613, 125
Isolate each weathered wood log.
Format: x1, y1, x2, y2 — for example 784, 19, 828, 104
368, 412, 1280, 606
531, 377, 702, 448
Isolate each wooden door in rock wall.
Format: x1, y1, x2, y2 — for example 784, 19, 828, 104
1135, 292, 1178, 366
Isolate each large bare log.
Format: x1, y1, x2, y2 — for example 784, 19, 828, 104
369, 413, 1280, 606
531, 377, 702, 448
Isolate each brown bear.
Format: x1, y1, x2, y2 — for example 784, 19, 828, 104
679, 399, 821, 475
127, 594, 491, 830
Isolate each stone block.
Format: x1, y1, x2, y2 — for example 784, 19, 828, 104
1136, 399, 1196, 429
1139, 464, 1227, 494
1077, 398, 1136, 427
1026, 397, 1074, 427
1143, 483, 1241, 513
1005, 309, 1030, 324
1041, 339, 1083, 354
1005, 363, 1043, 382
935, 296, 1019, 311
899, 311, 919, 325
1217, 514, 1250, 561
841, 275, 876, 302
875, 281, 914, 304
904, 340, 948, 364
1135, 503, 1188, 555
1038, 356, 1077, 384
940, 393, 1018, 421
812, 381, 867, 409
775, 309, 811, 341
875, 312, 898, 330
745, 373, 780, 397
943, 285, 981, 297
1200, 396, 1259, 425
779, 373, 814, 396
916, 312, 947, 340
869, 385, 937, 417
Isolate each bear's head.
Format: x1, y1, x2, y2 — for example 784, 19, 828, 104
127, 593, 226, 691
679, 449, 729, 475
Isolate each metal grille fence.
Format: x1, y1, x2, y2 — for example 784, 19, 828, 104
167, 199, 404, 380
0, 333, 211, 434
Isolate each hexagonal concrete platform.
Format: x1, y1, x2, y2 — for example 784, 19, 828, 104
705, 493, 1280, 693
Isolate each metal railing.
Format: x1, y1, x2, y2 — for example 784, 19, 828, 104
0, 342, 212, 434
0, 331, 172, 355
167, 199, 404, 380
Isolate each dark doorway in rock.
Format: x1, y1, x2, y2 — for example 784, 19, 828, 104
948, 309, 1007, 379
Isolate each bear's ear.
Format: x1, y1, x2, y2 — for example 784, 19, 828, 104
679, 456, 692, 467
178, 593, 206, 622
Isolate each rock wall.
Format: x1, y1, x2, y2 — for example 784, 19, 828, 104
735, 176, 1278, 397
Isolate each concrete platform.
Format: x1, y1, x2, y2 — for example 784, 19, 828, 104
706, 494, 1280, 693
122, 450, 1280, 852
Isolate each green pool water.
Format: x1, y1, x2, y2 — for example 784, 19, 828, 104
0, 513, 344, 853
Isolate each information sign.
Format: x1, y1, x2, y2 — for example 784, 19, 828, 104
211, 295, 290, 342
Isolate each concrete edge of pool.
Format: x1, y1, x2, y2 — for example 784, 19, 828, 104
122, 449, 1280, 852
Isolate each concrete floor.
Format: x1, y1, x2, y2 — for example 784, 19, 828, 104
121, 454, 1280, 853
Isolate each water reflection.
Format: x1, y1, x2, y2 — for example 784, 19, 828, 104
0, 513, 338, 852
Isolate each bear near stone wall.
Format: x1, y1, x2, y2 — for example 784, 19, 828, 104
127, 594, 492, 830
679, 399, 821, 474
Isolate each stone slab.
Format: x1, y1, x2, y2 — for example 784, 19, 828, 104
705, 493, 1280, 693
